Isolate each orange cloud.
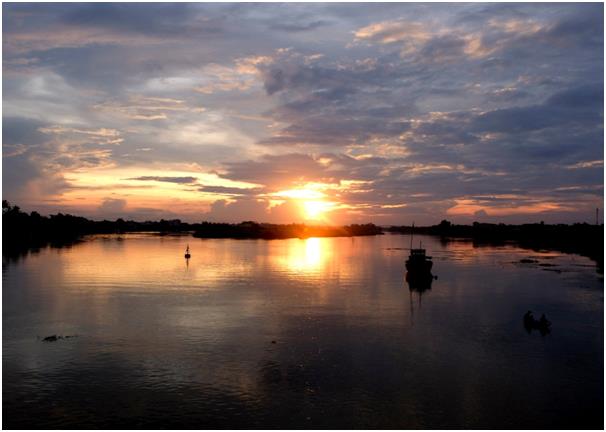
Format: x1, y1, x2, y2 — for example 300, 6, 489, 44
447, 199, 574, 217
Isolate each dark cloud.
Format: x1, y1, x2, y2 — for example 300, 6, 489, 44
198, 185, 263, 195
546, 83, 604, 109
255, 52, 419, 147
60, 3, 205, 37
220, 153, 388, 188
2, 117, 52, 198
203, 197, 308, 223
2, 116, 48, 147
204, 198, 269, 223
259, 116, 410, 147
419, 35, 468, 64
98, 198, 127, 213
541, 5, 604, 48
472, 85, 603, 134
5, 3, 225, 41
221, 153, 331, 186
2, 151, 42, 199
126, 176, 198, 184
472, 105, 566, 133
271, 20, 330, 33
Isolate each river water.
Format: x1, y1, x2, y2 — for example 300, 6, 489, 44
2, 233, 603, 428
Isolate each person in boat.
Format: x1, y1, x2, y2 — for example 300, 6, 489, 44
523, 310, 534, 323
523, 311, 551, 334
523, 311, 534, 332
537, 313, 551, 336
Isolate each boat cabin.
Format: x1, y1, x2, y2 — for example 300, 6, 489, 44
409, 248, 431, 260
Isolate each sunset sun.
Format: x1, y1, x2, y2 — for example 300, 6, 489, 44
302, 200, 334, 221
271, 187, 337, 221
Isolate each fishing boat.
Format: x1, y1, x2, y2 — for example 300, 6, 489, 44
184, 245, 191, 259
405, 223, 433, 276
406, 247, 433, 274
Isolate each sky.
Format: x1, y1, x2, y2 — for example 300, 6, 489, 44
2, 2, 604, 224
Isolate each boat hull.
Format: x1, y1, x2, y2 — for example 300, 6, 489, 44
405, 260, 433, 274
406, 271, 433, 292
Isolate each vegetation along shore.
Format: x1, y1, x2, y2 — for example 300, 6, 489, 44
3, 201, 602, 269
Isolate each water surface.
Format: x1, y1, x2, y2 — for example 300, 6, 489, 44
3, 234, 603, 428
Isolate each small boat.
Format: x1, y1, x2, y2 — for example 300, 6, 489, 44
184, 245, 191, 259
405, 223, 433, 276
523, 311, 551, 334
406, 247, 433, 274
406, 270, 433, 293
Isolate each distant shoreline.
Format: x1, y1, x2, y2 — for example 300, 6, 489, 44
3, 201, 603, 269
191, 221, 382, 240
388, 221, 603, 270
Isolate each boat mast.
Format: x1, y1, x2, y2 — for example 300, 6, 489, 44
410, 222, 414, 250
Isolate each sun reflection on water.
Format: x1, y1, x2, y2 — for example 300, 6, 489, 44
276, 237, 330, 275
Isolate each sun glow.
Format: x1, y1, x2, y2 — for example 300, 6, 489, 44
273, 188, 325, 200
272, 187, 337, 221
303, 200, 335, 220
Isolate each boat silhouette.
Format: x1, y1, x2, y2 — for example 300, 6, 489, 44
523, 311, 551, 335
405, 222, 433, 277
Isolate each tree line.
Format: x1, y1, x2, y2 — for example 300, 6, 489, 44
4, 201, 602, 268
388, 219, 603, 268
2, 200, 382, 253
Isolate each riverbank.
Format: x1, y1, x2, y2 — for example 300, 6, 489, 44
192, 221, 382, 239
3, 201, 602, 269
388, 220, 604, 270
2, 201, 382, 260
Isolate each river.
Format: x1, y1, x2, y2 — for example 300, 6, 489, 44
2, 233, 603, 428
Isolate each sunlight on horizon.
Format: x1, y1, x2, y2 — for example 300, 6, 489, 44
272, 187, 339, 222
302, 200, 337, 221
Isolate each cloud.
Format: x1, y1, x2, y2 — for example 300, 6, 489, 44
202, 197, 316, 224
93, 96, 188, 121
354, 18, 432, 46
252, 50, 419, 147
271, 20, 330, 33
565, 160, 604, 170
3, 3, 225, 53
2, 116, 72, 201
546, 83, 604, 108
126, 176, 198, 184
3, 116, 49, 149
204, 198, 270, 223
472, 84, 603, 133
219, 153, 388, 189
198, 185, 263, 195
192, 57, 272, 94
98, 198, 127, 213
39, 126, 123, 145
474, 209, 488, 218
